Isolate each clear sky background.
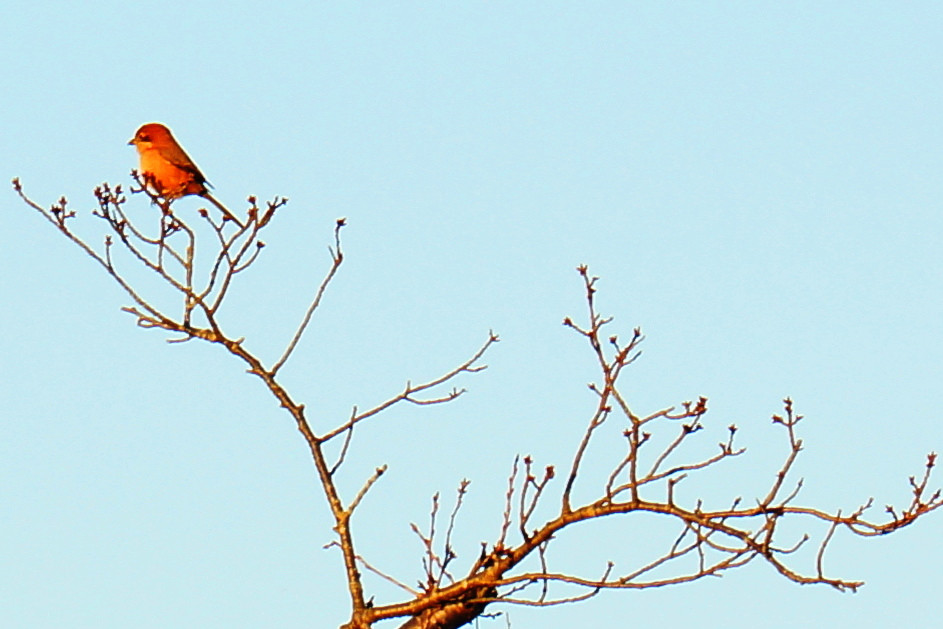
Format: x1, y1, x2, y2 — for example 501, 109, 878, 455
2, 3, 942, 627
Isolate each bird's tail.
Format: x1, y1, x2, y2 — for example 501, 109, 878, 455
201, 192, 245, 228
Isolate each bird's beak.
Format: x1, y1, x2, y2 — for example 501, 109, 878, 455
127, 138, 136, 146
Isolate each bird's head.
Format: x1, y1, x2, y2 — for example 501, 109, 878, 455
128, 122, 175, 152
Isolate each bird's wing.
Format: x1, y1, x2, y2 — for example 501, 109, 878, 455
157, 142, 208, 185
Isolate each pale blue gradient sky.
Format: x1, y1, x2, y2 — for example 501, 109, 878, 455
2, 3, 942, 627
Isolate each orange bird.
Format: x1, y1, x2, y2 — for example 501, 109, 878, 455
128, 123, 243, 226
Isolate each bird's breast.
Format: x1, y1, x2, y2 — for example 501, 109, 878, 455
139, 149, 204, 199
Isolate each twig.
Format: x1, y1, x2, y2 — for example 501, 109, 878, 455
271, 218, 346, 375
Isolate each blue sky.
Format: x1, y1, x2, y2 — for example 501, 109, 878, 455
2, 2, 942, 627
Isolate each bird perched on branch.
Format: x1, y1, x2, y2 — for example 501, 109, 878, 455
128, 122, 243, 227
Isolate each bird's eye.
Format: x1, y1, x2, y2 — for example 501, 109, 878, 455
139, 134, 150, 142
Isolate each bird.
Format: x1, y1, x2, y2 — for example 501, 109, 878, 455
128, 123, 243, 227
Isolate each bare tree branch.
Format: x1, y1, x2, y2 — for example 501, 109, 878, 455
20, 174, 941, 629
321, 332, 498, 443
